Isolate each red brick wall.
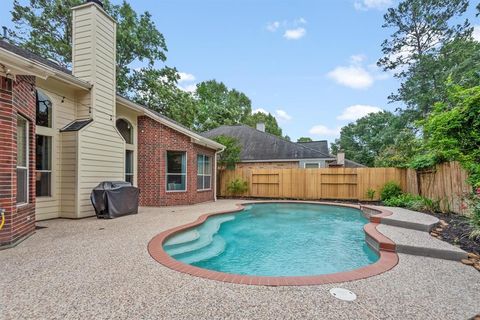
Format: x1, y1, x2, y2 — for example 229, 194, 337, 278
0, 75, 36, 247
137, 116, 216, 206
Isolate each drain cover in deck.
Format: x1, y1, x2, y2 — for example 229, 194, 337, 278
329, 288, 357, 301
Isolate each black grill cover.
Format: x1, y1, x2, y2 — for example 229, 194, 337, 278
90, 181, 139, 219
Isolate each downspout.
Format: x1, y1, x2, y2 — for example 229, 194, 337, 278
214, 147, 226, 202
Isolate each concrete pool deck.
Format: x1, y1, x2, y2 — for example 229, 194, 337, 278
1, 200, 479, 320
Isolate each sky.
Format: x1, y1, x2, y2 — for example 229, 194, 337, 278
1, 0, 479, 141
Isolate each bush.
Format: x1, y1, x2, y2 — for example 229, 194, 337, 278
466, 189, 480, 239
366, 188, 376, 200
380, 181, 403, 201
383, 193, 440, 213
227, 178, 248, 196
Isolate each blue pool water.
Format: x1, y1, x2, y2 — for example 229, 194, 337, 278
163, 203, 379, 276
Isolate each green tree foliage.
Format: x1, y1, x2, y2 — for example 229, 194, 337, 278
194, 80, 252, 132
331, 111, 414, 167
297, 137, 313, 142
416, 85, 480, 187
243, 111, 283, 137
213, 135, 241, 170
10, 0, 173, 97
378, 0, 472, 121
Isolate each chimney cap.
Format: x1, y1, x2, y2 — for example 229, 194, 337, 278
86, 0, 103, 8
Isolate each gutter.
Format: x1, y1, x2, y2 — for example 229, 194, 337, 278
0, 47, 91, 90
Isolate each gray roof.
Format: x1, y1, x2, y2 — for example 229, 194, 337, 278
60, 119, 93, 132
0, 39, 71, 74
297, 140, 330, 156
202, 125, 333, 161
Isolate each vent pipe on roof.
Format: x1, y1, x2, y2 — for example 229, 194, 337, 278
256, 122, 265, 132
2, 26, 7, 40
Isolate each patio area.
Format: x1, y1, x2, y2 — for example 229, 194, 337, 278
1, 200, 479, 320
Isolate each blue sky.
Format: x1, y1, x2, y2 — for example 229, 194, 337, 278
1, 0, 479, 141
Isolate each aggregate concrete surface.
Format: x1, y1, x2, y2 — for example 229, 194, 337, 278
1, 200, 479, 320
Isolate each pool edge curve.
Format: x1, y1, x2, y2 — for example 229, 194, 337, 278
147, 201, 399, 286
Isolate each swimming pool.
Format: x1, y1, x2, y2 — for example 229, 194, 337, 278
162, 203, 379, 277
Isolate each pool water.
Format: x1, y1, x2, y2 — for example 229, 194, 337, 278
163, 203, 379, 276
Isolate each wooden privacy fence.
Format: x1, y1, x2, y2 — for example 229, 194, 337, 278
219, 162, 471, 214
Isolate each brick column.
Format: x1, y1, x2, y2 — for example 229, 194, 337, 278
0, 75, 36, 248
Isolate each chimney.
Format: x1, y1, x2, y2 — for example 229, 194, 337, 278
71, 0, 116, 121
337, 152, 345, 166
256, 122, 265, 132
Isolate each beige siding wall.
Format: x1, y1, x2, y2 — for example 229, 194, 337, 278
59, 131, 78, 218
35, 79, 78, 220
73, 3, 124, 218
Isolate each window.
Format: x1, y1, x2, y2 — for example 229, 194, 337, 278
305, 163, 320, 169
116, 119, 133, 144
125, 150, 134, 184
16, 116, 28, 204
36, 89, 52, 128
166, 151, 186, 191
197, 154, 212, 190
36, 135, 52, 197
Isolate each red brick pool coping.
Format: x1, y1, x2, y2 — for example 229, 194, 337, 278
147, 201, 398, 286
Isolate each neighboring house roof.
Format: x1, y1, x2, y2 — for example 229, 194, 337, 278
0, 40, 223, 151
328, 159, 366, 168
60, 119, 93, 132
297, 140, 330, 156
202, 125, 333, 161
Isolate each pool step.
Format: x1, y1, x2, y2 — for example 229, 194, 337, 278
164, 229, 200, 248
174, 235, 226, 264
165, 215, 234, 256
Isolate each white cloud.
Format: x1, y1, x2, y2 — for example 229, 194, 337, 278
295, 17, 307, 25
309, 125, 341, 137
275, 109, 292, 122
266, 21, 280, 32
354, 0, 392, 10
327, 65, 373, 89
178, 72, 195, 83
252, 108, 269, 114
337, 105, 383, 121
283, 27, 306, 40
473, 25, 480, 42
180, 84, 197, 93
350, 54, 367, 64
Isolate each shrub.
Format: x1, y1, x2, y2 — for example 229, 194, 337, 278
466, 189, 480, 239
383, 193, 440, 213
366, 188, 376, 200
380, 181, 403, 201
227, 178, 248, 196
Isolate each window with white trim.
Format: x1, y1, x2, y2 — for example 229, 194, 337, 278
36, 89, 52, 128
16, 115, 28, 204
197, 154, 212, 190
36, 135, 52, 197
125, 150, 134, 184
167, 151, 186, 191
304, 163, 320, 168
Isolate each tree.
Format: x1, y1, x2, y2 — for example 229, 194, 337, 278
243, 111, 283, 137
378, 0, 470, 75
331, 111, 409, 167
10, 0, 176, 109
297, 137, 313, 142
378, 0, 471, 121
284, 135, 291, 141
194, 80, 252, 132
213, 135, 241, 170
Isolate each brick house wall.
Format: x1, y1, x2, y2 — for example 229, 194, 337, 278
0, 75, 36, 247
137, 116, 216, 206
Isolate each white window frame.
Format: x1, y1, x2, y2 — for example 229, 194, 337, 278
16, 115, 29, 206
304, 162, 320, 169
166, 151, 187, 192
197, 154, 212, 191
35, 134, 53, 197
125, 149, 134, 184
